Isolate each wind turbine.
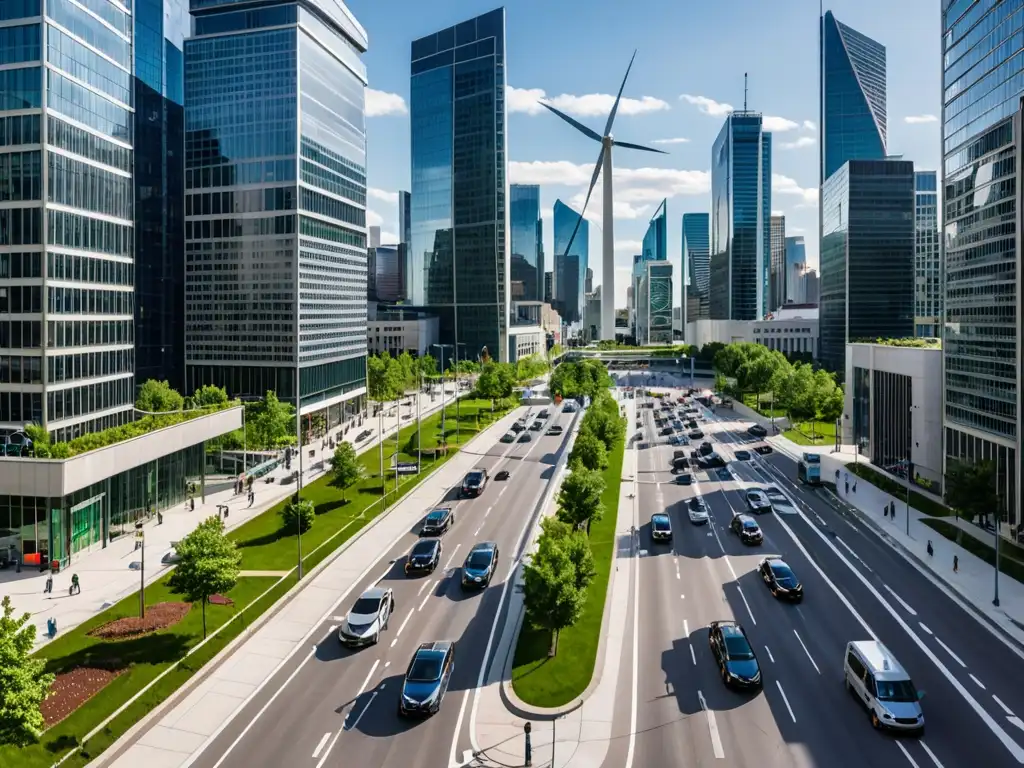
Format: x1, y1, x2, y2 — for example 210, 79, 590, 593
540, 50, 666, 341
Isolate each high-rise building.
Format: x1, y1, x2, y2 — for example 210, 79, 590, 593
399, 190, 411, 246
819, 11, 887, 183
374, 245, 405, 303
633, 200, 668, 333
769, 215, 786, 311
682, 212, 710, 324
134, 0, 188, 392
710, 113, 772, 320
942, 1, 1021, 522
913, 171, 940, 337
544, 271, 553, 304
409, 8, 508, 360
0, 0, 137, 440
553, 199, 588, 324
369, 226, 381, 249
784, 236, 806, 304
184, 0, 370, 419
804, 268, 820, 305
585, 267, 593, 295
819, 160, 914, 372
509, 184, 542, 302
636, 262, 673, 345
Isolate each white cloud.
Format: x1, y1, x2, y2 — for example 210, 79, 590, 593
365, 88, 407, 117
789, 226, 806, 234
904, 114, 938, 124
679, 94, 734, 117
366, 209, 384, 227
615, 239, 643, 253
771, 210, 785, 217
780, 136, 816, 150
507, 86, 669, 117
802, 120, 816, 131
368, 187, 399, 204
380, 230, 399, 244
772, 173, 818, 206
651, 137, 690, 145
763, 115, 799, 132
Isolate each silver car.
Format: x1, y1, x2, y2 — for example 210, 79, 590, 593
844, 640, 924, 734
338, 587, 395, 647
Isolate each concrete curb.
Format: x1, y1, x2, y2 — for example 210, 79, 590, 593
86, 404, 524, 768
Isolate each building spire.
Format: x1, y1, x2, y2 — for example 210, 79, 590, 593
744, 72, 748, 111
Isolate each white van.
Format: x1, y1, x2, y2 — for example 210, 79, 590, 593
843, 640, 924, 734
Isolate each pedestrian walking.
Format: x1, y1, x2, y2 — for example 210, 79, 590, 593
70, 573, 80, 595
845, 480, 849, 495
852, 481, 857, 493
953, 555, 959, 573
190, 497, 195, 512
44, 574, 53, 594
248, 490, 254, 508
883, 505, 888, 519
927, 540, 934, 557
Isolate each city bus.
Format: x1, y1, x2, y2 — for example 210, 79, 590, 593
798, 452, 821, 485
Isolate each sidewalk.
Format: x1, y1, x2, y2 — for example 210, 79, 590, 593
98, 404, 525, 768
0, 383, 463, 647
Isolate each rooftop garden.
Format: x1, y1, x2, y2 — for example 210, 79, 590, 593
851, 337, 941, 349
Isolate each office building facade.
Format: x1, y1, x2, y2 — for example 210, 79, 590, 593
682, 212, 710, 324
710, 113, 772, 321
636, 261, 673, 345
784, 236, 806, 304
820, 10, 887, 183
913, 171, 940, 337
0, 0, 137, 442
184, 0, 370, 418
942, 0, 1022, 524
409, 8, 509, 360
632, 200, 667, 333
399, 189, 411, 245
804, 268, 820, 305
543, 271, 552, 304
819, 159, 914, 373
770, 214, 785, 312
585, 267, 592, 295
509, 184, 542, 302
372, 245, 404, 303
553, 199, 588, 324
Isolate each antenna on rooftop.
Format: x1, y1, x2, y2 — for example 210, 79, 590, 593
744, 72, 748, 111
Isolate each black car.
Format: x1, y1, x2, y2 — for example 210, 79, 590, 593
462, 542, 499, 589
405, 539, 442, 575
518, 432, 532, 443
660, 427, 674, 436
421, 507, 455, 536
686, 420, 698, 430
730, 514, 763, 545
734, 450, 752, 461
709, 621, 762, 690
461, 468, 489, 497
747, 424, 768, 438
495, 469, 510, 481
546, 424, 564, 436
651, 513, 673, 542
696, 452, 727, 469
758, 556, 803, 601
510, 422, 525, 434
676, 472, 693, 485
699, 441, 714, 456
530, 420, 544, 431
355, 430, 373, 442
745, 490, 772, 514
399, 641, 456, 717
715, 466, 732, 481
538, 410, 550, 419
689, 430, 704, 440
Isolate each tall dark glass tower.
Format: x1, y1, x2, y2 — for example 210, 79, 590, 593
820, 11, 886, 183
135, 0, 188, 392
553, 199, 588, 324
409, 8, 508, 360
509, 184, 542, 302
682, 212, 710, 324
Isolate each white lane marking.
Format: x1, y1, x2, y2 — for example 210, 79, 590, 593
919, 622, 933, 635
346, 691, 378, 733
1011, 718, 1024, 734
775, 680, 796, 723
970, 674, 987, 690
793, 630, 820, 674
690, 646, 697, 665
418, 582, 436, 611
933, 637, 966, 668
683, 619, 690, 637
920, 741, 946, 768
883, 584, 918, 617
896, 741, 921, 767
448, 691, 471, 768
354, 659, 380, 699
374, 568, 391, 585
391, 612, 413, 646
676, 571, 681, 580
312, 732, 331, 759
765, 645, 775, 663
994, 695, 1015, 717
735, 586, 757, 625
697, 690, 726, 759
443, 545, 461, 571
314, 729, 343, 768
485, 505, 493, 517
474, 526, 482, 536
681, 593, 685, 599
417, 579, 432, 597
769, 510, 1024, 763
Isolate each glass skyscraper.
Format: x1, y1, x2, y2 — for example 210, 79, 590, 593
769, 214, 785, 312
642, 199, 667, 262
409, 8, 508, 361
636, 261, 672, 345
819, 160, 914, 373
1, 0, 137, 442
784, 235, 806, 304
913, 171, 940, 338
710, 113, 772, 321
820, 11, 886, 183
942, 0, 1021, 523
134, 0, 188, 392
183, 0, 369, 416
509, 184, 542, 302
682, 212, 710, 324
553, 199, 588, 324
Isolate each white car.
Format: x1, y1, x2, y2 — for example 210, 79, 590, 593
687, 497, 710, 524
338, 587, 394, 647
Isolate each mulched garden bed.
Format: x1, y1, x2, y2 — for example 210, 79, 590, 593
87, 601, 191, 640
209, 594, 234, 606
41, 667, 125, 727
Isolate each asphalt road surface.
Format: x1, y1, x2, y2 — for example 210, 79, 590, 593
184, 405, 574, 768
619, 385, 1024, 768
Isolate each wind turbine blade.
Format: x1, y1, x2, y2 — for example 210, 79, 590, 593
604, 49, 638, 136
561, 146, 605, 263
540, 102, 603, 143
614, 140, 669, 154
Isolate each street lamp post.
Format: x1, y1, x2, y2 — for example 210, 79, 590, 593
905, 405, 919, 538
294, 370, 304, 580
431, 343, 452, 448
994, 500, 1002, 607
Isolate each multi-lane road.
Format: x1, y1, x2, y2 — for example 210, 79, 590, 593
183, 406, 575, 768
618, 382, 1024, 768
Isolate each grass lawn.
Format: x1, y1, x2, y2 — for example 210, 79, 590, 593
741, 392, 787, 419
783, 419, 838, 446
510, 436, 625, 708
6, 396, 514, 768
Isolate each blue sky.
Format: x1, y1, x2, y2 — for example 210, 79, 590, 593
351, 0, 941, 308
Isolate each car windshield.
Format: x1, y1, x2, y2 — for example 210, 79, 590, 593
742, 520, 759, 530
407, 652, 445, 682
412, 541, 436, 556
876, 679, 918, 702
427, 511, 446, 522
724, 635, 755, 660
689, 499, 704, 509
467, 551, 492, 570
771, 564, 796, 585
350, 597, 381, 615
653, 517, 670, 530
466, 473, 482, 484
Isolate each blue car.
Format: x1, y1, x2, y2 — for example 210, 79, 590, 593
461, 542, 499, 590
399, 641, 456, 717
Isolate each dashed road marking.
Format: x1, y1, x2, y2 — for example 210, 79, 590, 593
882, 584, 918, 617
764, 645, 775, 663
934, 637, 966, 668
793, 630, 820, 674
970, 674, 986, 690
776, 681, 796, 722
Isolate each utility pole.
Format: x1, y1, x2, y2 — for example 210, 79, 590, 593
137, 527, 145, 618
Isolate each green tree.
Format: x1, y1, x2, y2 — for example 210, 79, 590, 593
367, 354, 391, 402
280, 497, 314, 535
778, 362, 816, 428
580, 391, 624, 449
945, 460, 1000, 527
819, 384, 845, 428
699, 341, 726, 362
808, 369, 837, 437
396, 350, 417, 390
330, 442, 363, 501
191, 384, 228, 408
476, 362, 516, 407
418, 354, 438, 379
136, 379, 184, 412
171, 516, 241, 637
713, 372, 729, 393
522, 537, 586, 656
556, 466, 606, 530
538, 520, 597, 593
570, 429, 608, 471
247, 391, 295, 449
0, 596, 54, 746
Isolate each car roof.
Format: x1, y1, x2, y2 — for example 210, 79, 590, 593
470, 541, 497, 552
767, 558, 790, 569
747, 490, 765, 497
417, 640, 453, 655
360, 586, 387, 601
849, 640, 908, 679
736, 514, 756, 523
412, 539, 439, 552
427, 508, 449, 518
652, 513, 671, 523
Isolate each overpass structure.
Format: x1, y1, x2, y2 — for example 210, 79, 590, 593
563, 350, 714, 374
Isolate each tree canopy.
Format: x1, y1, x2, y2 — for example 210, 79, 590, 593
330, 442, 363, 501
136, 379, 184, 412
945, 460, 1000, 526
556, 465, 606, 530
171, 516, 241, 637
0, 596, 54, 746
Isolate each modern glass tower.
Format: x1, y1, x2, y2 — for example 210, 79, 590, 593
409, 8, 508, 360
0, 0, 137, 441
784, 235, 806, 304
819, 159, 914, 373
820, 11, 886, 184
710, 113, 772, 320
682, 212, 710, 324
913, 171, 940, 337
509, 184, 542, 302
553, 199, 588, 324
769, 214, 785, 312
942, 0, 1021, 524
134, 0, 188, 392
642, 199, 667, 262
183, 0, 370, 419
